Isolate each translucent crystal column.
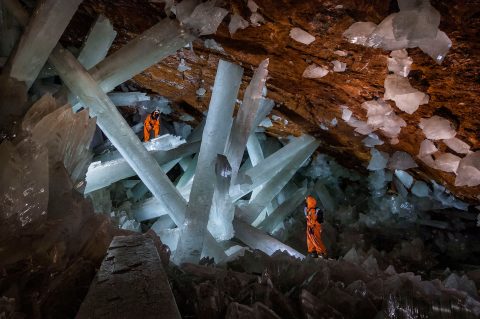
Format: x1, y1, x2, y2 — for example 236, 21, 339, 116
174, 60, 243, 264
49, 45, 187, 226
5, 0, 82, 88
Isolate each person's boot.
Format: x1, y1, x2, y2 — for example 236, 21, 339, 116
309, 252, 318, 258
319, 252, 327, 259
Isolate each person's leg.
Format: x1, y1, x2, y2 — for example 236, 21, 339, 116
314, 223, 327, 256
143, 126, 150, 142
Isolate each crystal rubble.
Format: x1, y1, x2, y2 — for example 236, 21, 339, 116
343, 0, 452, 64
384, 74, 429, 114
420, 116, 456, 140
387, 49, 412, 77
455, 152, 480, 187
169, 250, 480, 319
302, 64, 328, 78
77, 15, 117, 70
174, 60, 243, 264
50, 46, 188, 227
85, 139, 198, 193
331, 60, 346, 72
228, 13, 249, 35
207, 155, 235, 241
443, 137, 471, 155
225, 58, 270, 182
4, 0, 82, 89
388, 151, 418, 170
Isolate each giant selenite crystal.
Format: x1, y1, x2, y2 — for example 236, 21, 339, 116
225, 59, 270, 182
77, 15, 117, 70
174, 60, 243, 264
5, 0, 82, 88
49, 46, 188, 226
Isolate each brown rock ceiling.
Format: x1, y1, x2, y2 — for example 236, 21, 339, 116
64, 0, 480, 202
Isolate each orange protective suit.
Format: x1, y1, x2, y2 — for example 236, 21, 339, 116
143, 112, 160, 142
305, 195, 327, 256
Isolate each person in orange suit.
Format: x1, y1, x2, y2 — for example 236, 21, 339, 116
304, 195, 327, 258
143, 109, 160, 142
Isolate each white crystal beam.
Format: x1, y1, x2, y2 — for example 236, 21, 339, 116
174, 60, 244, 264
49, 46, 187, 225
4, 0, 82, 88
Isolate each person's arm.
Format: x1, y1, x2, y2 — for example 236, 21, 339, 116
304, 206, 307, 217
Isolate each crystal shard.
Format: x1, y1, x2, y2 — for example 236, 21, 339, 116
342, 22, 377, 46
367, 14, 410, 51
6, 0, 82, 88
455, 152, 480, 186
229, 13, 249, 35
435, 153, 461, 173
289, 27, 315, 45
418, 30, 452, 64
302, 64, 328, 78
332, 60, 346, 72
443, 137, 470, 155
387, 49, 412, 77
394, 170, 414, 189
419, 139, 438, 157
411, 180, 430, 197
388, 151, 418, 170
384, 74, 429, 114
419, 116, 456, 140
175, 60, 243, 264
367, 149, 389, 171
392, 1, 440, 42
181, 0, 228, 36
77, 15, 117, 70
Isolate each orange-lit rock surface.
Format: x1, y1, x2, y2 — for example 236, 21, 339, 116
65, 0, 479, 202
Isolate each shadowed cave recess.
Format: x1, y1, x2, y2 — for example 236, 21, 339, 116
0, 0, 479, 318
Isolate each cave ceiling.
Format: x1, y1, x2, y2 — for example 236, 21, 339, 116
62, 0, 480, 202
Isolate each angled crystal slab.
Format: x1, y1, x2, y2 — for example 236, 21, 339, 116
239, 138, 319, 224
225, 59, 269, 181
77, 14, 117, 70
233, 219, 305, 259
85, 141, 199, 193
49, 46, 187, 225
258, 186, 307, 234
174, 60, 243, 264
314, 180, 335, 212
88, 18, 195, 94
6, 0, 82, 88
231, 135, 316, 201
107, 92, 150, 106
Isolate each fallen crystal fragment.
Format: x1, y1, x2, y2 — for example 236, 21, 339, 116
259, 118, 273, 128
247, 0, 259, 12
228, 13, 249, 35
418, 139, 438, 157
334, 50, 348, 57
181, 0, 228, 36
419, 116, 456, 140
384, 74, 429, 114
443, 137, 470, 155
177, 58, 191, 72
411, 180, 430, 197
392, 2, 440, 42
302, 64, 328, 78
455, 151, 480, 187
332, 60, 347, 72
348, 117, 374, 135
367, 149, 389, 171
387, 49, 412, 77
394, 170, 414, 189
388, 151, 418, 170
362, 133, 384, 148
249, 13, 265, 26
289, 27, 315, 45
418, 30, 452, 64
434, 153, 461, 173
343, 21, 377, 46
195, 87, 206, 96
341, 107, 353, 122
361, 99, 406, 138
204, 38, 225, 52
320, 123, 328, 131
331, 118, 338, 126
